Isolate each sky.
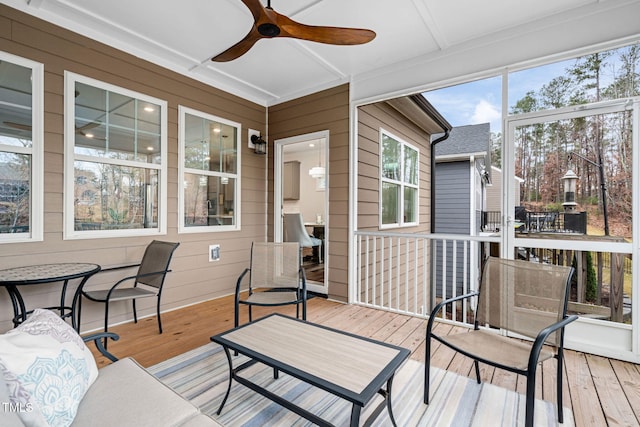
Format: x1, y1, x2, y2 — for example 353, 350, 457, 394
421, 58, 577, 133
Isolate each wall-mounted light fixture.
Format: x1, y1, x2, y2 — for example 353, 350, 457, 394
250, 134, 267, 155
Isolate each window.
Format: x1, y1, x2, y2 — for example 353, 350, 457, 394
380, 129, 418, 228
64, 72, 167, 238
178, 106, 240, 232
0, 52, 43, 242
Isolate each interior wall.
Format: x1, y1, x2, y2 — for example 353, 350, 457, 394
268, 84, 349, 300
0, 5, 268, 333
283, 148, 326, 223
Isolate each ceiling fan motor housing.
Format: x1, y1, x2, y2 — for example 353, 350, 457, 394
258, 22, 280, 37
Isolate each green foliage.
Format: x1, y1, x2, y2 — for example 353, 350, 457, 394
545, 202, 563, 212
571, 252, 598, 303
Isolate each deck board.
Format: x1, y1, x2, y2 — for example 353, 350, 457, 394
86, 295, 640, 427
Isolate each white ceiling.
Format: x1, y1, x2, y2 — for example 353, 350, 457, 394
3, 0, 640, 106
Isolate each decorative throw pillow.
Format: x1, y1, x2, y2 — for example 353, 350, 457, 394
0, 309, 99, 427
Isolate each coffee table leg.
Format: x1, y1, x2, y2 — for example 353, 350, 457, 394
217, 346, 234, 415
386, 376, 398, 427
350, 404, 362, 427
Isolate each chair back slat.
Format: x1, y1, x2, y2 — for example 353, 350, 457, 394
249, 242, 300, 290
477, 257, 573, 348
137, 240, 180, 288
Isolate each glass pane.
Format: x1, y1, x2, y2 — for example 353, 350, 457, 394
75, 82, 162, 164
381, 133, 400, 180
381, 182, 399, 225
0, 61, 33, 147
513, 109, 633, 324
183, 173, 235, 227
184, 114, 238, 174
404, 146, 418, 185
514, 112, 631, 238
509, 43, 639, 113
404, 187, 416, 223
73, 161, 158, 230
0, 152, 30, 233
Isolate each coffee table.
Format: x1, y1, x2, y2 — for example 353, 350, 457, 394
211, 314, 410, 427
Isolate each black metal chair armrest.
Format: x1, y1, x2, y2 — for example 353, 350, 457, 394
427, 292, 479, 334
83, 332, 120, 362
98, 263, 141, 273
528, 314, 578, 371
235, 268, 251, 294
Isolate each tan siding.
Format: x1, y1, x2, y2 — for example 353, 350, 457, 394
269, 85, 350, 301
357, 102, 432, 235
0, 5, 267, 333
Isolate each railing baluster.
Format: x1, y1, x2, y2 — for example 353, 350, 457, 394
353, 231, 499, 328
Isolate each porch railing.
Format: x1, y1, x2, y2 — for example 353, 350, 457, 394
354, 231, 500, 327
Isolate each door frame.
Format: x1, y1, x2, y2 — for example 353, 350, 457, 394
503, 97, 640, 363
274, 130, 329, 294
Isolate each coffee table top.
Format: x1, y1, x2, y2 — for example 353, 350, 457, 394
212, 314, 410, 404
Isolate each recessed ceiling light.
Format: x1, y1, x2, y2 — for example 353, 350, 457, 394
309, 143, 315, 147
144, 106, 155, 112
147, 146, 154, 151
85, 133, 94, 138
213, 128, 221, 133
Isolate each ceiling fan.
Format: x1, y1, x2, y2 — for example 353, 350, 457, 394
212, 0, 376, 62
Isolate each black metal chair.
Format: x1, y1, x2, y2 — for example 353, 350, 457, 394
424, 257, 577, 427
78, 240, 179, 339
234, 241, 307, 327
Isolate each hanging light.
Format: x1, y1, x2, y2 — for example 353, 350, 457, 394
308, 141, 325, 178
309, 166, 325, 178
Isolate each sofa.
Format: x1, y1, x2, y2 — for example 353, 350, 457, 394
0, 309, 222, 427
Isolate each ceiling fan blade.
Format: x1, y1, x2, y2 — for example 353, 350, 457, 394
3, 121, 32, 131
277, 13, 375, 45
240, 0, 266, 22
212, 27, 263, 62
283, 24, 376, 45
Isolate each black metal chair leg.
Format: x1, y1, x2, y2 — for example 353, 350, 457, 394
156, 296, 163, 334
474, 360, 481, 384
557, 353, 564, 423
424, 332, 431, 404
104, 301, 110, 350
525, 373, 536, 427
132, 299, 138, 323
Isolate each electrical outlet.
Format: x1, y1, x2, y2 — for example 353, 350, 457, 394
209, 244, 220, 262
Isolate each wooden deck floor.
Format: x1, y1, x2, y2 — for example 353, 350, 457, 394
88, 295, 640, 427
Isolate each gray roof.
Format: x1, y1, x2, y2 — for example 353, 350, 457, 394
434, 123, 490, 158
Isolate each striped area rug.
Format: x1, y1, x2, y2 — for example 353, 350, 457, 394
148, 343, 574, 427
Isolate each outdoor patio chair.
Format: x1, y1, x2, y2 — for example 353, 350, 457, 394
424, 256, 577, 427
78, 240, 180, 342
283, 213, 323, 264
234, 241, 307, 327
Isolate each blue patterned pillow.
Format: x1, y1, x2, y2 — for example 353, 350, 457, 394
0, 309, 99, 427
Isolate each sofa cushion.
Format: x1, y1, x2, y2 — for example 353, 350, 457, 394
0, 309, 99, 427
0, 373, 24, 427
72, 357, 200, 427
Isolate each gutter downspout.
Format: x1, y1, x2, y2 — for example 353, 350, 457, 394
408, 94, 452, 233
430, 130, 450, 233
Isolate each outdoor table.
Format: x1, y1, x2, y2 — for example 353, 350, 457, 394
0, 263, 101, 331
212, 314, 410, 426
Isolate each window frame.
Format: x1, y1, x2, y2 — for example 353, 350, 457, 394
63, 71, 168, 240
178, 105, 241, 233
0, 52, 44, 243
379, 128, 419, 229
